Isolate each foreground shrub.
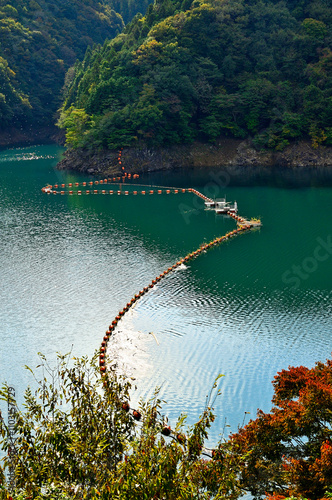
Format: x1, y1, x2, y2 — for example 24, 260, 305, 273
0, 354, 241, 499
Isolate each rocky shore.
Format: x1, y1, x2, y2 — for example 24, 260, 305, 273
56, 138, 332, 179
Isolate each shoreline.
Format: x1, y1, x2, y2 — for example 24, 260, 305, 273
56, 138, 332, 186
2, 133, 332, 185
56, 138, 332, 173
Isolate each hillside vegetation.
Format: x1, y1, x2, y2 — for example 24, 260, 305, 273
0, 0, 150, 133
58, 0, 332, 151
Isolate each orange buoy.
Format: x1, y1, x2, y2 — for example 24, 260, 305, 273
83, 182, 86, 186
54, 184, 58, 188
182, 189, 186, 193
61, 191, 65, 195
133, 191, 137, 195
100, 180, 103, 184
122, 402, 130, 412
177, 433, 186, 444
149, 190, 154, 194
133, 410, 141, 421
94, 190, 98, 194
166, 189, 170, 194
141, 190, 146, 195
158, 190, 162, 194
125, 191, 129, 195
95, 181, 99, 185
89, 181, 93, 186
78, 190, 82, 195
174, 189, 178, 194
75, 182, 79, 187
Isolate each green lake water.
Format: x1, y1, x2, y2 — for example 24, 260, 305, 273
1, 144, 331, 445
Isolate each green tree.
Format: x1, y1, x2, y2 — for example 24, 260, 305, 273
0, 355, 241, 499
57, 107, 95, 148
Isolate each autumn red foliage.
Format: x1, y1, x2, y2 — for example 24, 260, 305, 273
228, 358, 332, 499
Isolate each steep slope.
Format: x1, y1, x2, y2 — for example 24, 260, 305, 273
58, 0, 332, 151
0, 0, 149, 140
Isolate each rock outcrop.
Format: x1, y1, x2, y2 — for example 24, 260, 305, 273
56, 138, 332, 179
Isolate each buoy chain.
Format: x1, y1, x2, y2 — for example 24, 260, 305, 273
41, 165, 260, 460
42, 185, 189, 195
99, 225, 247, 461
100, 398, 220, 459
99, 223, 252, 378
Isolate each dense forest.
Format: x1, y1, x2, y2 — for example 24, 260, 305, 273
0, 0, 150, 133
58, 0, 332, 151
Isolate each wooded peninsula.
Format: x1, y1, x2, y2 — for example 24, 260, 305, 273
0, 0, 331, 170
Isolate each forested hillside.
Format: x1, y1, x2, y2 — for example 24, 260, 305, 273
0, 0, 151, 135
58, 0, 332, 151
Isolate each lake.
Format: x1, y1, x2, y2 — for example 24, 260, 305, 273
1, 144, 331, 447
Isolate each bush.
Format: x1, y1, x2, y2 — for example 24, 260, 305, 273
0, 354, 240, 499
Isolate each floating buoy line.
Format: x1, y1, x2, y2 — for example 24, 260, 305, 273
41, 150, 262, 457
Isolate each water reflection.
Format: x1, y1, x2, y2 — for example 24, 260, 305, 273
141, 164, 332, 189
